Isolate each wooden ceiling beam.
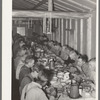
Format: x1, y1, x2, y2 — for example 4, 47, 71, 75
12, 17, 42, 20
32, 0, 48, 10
12, 10, 91, 19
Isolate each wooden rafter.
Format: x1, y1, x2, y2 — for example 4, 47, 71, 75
32, 0, 48, 10
54, 2, 75, 12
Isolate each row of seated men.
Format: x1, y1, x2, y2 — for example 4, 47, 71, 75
12, 33, 58, 100
12, 33, 96, 100
42, 40, 96, 85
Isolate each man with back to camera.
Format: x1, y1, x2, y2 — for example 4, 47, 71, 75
21, 68, 57, 100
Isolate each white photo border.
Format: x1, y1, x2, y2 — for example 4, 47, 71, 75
2, 0, 99, 100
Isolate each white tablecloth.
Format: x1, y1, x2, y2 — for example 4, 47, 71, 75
58, 94, 95, 100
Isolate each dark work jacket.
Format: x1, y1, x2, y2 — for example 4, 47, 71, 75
19, 65, 31, 84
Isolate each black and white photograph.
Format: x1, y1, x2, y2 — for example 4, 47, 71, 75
2, 0, 99, 100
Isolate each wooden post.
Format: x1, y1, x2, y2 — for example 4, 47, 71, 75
61, 19, 64, 46
58, 19, 61, 43
65, 19, 69, 45
80, 19, 83, 54
74, 19, 78, 50
43, 17, 46, 33
54, 18, 57, 41
63, 19, 66, 45
87, 17, 92, 59
28, 20, 29, 29
30, 20, 32, 28
69, 19, 72, 47
48, 0, 53, 11
50, 13, 52, 40
52, 19, 54, 40
56, 19, 60, 42
48, 0, 53, 40
52, 19, 56, 41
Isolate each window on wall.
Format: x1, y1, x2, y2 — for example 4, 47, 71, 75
17, 27, 25, 36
